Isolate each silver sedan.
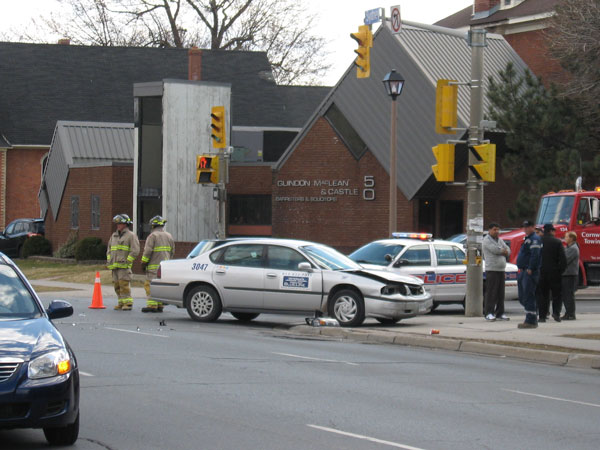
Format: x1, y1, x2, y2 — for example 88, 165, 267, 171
150, 238, 432, 327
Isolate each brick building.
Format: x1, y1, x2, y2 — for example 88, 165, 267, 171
436, 0, 566, 86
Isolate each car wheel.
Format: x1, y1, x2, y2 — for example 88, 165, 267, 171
328, 289, 365, 327
231, 312, 260, 322
43, 412, 79, 446
375, 317, 400, 325
429, 301, 439, 312
186, 285, 222, 322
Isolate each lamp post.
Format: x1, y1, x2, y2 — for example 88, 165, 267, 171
382, 69, 405, 237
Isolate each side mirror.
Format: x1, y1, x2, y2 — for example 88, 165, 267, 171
298, 262, 313, 272
591, 198, 599, 222
46, 300, 73, 320
393, 259, 409, 268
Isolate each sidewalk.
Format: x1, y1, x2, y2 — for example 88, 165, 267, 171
30, 277, 600, 370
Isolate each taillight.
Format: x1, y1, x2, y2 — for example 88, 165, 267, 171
157, 266, 161, 279
26, 233, 41, 238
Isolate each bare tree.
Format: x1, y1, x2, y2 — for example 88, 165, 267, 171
548, 0, 600, 137
14, 0, 330, 85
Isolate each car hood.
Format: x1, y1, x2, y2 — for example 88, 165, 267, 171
347, 268, 424, 285
0, 318, 65, 361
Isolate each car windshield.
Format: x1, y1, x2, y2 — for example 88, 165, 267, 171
0, 265, 41, 319
536, 195, 575, 225
348, 242, 406, 266
301, 244, 362, 271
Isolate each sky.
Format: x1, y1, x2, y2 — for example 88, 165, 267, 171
0, 0, 471, 85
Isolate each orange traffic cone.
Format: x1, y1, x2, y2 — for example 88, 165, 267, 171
89, 271, 106, 309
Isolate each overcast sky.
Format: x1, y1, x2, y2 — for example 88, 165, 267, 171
0, 0, 471, 85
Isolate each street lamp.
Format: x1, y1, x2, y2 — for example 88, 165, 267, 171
382, 69, 405, 236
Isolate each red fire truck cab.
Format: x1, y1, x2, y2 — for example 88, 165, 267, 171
500, 188, 600, 286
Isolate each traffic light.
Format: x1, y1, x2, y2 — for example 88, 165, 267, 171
431, 143, 455, 182
210, 106, 226, 148
350, 25, 372, 78
435, 79, 458, 134
470, 143, 496, 182
196, 154, 219, 184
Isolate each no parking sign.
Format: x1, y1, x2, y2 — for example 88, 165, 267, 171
390, 5, 401, 34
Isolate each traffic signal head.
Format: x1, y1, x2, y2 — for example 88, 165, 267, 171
470, 143, 496, 182
210, 106, 226, 148
431, 143, 455, 182
435, 79, 458, 134
350, 25, 372, 78
196, 154, 219, 184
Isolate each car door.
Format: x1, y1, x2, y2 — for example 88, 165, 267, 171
392, 244, 437, 299
212, 244, 265, 309
0, 222, 18, 256
433, 244, 467, 302
263, 245, 323, 312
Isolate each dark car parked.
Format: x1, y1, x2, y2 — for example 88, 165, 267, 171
0, 218, 45, 258
0, 252, 79, 445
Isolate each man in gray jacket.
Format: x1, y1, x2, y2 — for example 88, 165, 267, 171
561, 231, 579, 320
482, 222, 511, 321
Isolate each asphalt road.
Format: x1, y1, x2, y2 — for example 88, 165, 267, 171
2, 294, 599, 450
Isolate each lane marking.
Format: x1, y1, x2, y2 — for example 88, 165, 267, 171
503, 389, 600, 408
272, 352, 359, 366
79, 371, 94, 377
105, 327, 169, 338
307, 424, 426, 450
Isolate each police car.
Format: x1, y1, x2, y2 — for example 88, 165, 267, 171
150, 238, 433, 327
349, 233, 519, 309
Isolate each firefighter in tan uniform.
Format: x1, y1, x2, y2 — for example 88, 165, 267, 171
107, 214, 140, 311
141, 215, 175, 313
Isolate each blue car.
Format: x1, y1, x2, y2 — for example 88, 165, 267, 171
0, 253, 79, 445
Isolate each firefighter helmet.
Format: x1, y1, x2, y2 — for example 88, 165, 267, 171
149, 215, 167, 227
113, 214, 132, 225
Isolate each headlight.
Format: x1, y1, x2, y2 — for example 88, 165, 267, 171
381, 284, 408, 296
28, 349, 71, 379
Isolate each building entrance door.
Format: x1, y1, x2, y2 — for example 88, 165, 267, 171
440, 201, 463, 239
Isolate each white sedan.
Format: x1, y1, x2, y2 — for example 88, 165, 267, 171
150, 238, 433, 327
349, 233, 519, 310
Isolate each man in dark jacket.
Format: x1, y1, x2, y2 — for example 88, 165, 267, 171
517, 220, 542, 328
538, 223, 567, 322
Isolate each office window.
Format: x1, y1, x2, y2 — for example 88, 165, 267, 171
71, 196, 79, 229
91, 195, 100, 230
324, 103, 367, 160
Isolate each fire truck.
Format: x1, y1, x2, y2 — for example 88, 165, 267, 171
500, 183, 600, 286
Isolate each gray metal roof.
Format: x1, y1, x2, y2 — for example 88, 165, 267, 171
39, 121, 133, 220
277, 23, 528, 200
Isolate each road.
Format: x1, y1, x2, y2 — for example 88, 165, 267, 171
2, 294, 599, 450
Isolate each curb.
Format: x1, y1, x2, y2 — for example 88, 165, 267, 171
285, 325, 600, 370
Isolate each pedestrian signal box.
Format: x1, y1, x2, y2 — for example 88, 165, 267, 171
435, 79, 458, 134
431, 143, 455, 182
210, 106, 226, 148
196, 155, 219, 184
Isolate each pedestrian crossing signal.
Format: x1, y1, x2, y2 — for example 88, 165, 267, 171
196, 155, 219, 184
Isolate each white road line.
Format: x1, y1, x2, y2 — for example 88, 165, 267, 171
104, 327, 169, 338
307, 424, 427, 450
272, 352, 359, 366
503, 389, 600, 408
79, 371, 94, 377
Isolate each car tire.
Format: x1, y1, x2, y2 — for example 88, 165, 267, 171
231, 312, 260, 322
429, 302, 439, 312
186, 285, 222, 322
375, 317, 400, 325
328, 289, 365, 327
43, 412, 79, 446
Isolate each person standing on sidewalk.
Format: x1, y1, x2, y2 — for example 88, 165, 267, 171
517, 220, 542, 329
107, 214, 140, 311
561, 231, 579, 320
141, 215, 174, 313
482, 222, 511, 321
538, 223, 567, 322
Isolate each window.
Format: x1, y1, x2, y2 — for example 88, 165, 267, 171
229, 195, 271, 226
266, 246, 308, 271
399, 245, 431, 266
91, 195, 100, 230
435, 245, 460, 265
71, 196, 79, 229
221, 244, 264, 267
324, 103, 367, 160
576, 198, 593, 225
263, 131, 297, 162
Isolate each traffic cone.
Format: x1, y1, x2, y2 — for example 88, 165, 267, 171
89, 271, 106, 309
